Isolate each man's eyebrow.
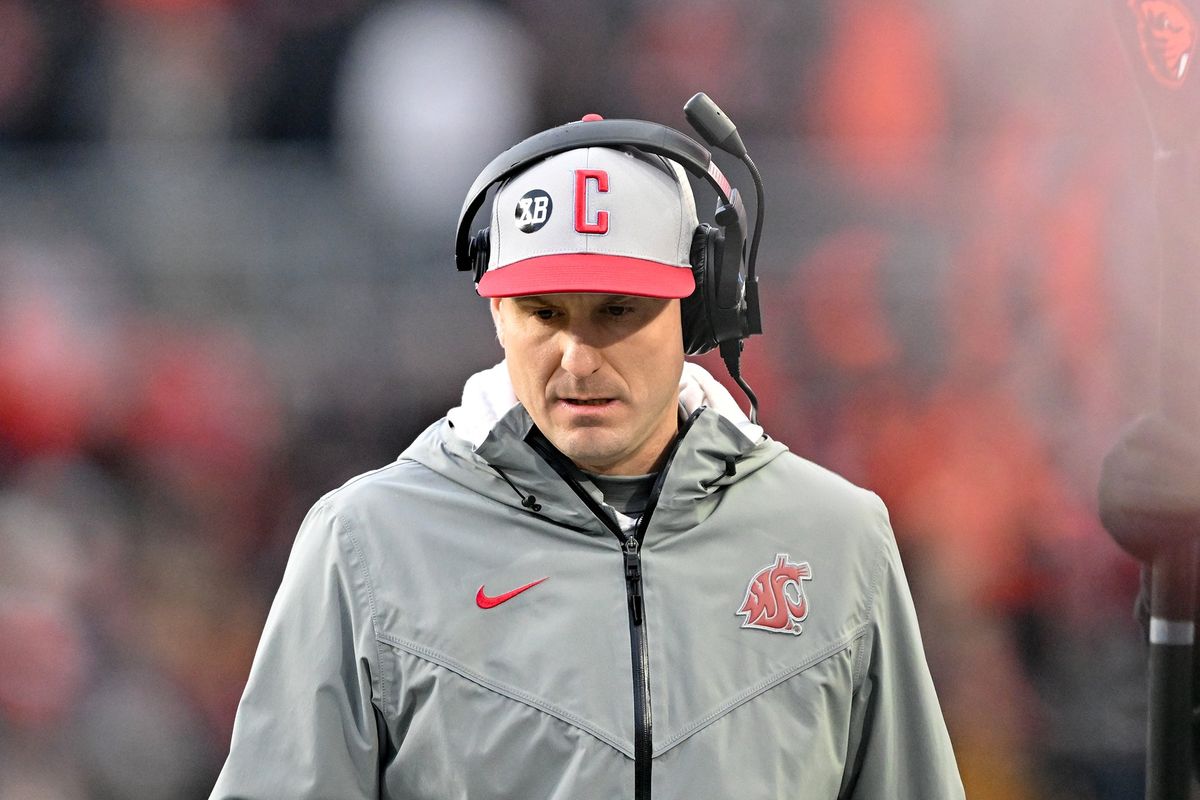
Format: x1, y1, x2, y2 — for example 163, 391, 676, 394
511, 294, 639, 305
512, 295, 553, 306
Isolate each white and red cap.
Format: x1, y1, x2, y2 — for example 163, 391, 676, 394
477, 133, 700, 299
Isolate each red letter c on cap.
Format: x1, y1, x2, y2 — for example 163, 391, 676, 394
574, 169, 609, 234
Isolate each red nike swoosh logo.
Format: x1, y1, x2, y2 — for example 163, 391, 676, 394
476, 577, 548, 609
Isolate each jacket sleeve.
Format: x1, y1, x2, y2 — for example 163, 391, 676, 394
210, 500, 384, 800
839, 497, 965, 800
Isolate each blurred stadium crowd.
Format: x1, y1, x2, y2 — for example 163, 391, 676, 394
0, 0, 1167, 797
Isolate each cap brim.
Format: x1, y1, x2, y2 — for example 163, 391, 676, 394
477, 254, 696, 299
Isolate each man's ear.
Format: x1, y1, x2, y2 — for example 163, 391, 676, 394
489, 297, 505, 348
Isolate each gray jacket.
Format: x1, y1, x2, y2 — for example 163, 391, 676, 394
211, 363, 964, 799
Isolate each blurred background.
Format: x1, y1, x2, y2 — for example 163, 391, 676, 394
0, 0, 1168, 797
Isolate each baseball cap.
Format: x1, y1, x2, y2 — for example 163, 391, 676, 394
476, 144, 700, 299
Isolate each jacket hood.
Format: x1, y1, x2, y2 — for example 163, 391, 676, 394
401, 361, 789, 536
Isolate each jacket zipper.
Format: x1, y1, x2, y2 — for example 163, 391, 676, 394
527, 410, 702, 800
623, 534, 652, 797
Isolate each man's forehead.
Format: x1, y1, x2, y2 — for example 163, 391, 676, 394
510, 293, 642, 305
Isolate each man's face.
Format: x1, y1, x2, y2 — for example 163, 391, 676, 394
491, 293, 684, 476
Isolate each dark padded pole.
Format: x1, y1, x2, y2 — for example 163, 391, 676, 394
1147, 148, 1200, 800
1106, 3, 1200, 796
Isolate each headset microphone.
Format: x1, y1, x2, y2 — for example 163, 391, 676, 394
684, 92, 747, 158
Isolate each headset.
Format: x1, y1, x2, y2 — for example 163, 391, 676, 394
454, 93, 765, 422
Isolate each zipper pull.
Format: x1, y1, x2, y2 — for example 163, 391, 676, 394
623, 537, 644, 626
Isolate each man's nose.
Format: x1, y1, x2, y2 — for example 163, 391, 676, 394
558, 331, 603, 378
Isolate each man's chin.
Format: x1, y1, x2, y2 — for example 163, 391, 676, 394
545, 429, 627, 472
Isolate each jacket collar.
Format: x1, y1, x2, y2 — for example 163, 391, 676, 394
406, 361, 786, 537
446, 360, 764, 449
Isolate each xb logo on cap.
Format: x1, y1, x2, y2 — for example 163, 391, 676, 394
515, 189, 553, 233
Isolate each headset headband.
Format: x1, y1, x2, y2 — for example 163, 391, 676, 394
454, 118, 735, 272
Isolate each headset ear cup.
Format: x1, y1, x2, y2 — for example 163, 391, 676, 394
681, 224, 721, 355
469, 228, 491, 284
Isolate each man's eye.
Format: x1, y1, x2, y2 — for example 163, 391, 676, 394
604, 305, 634, 318
533, 308, 556, 320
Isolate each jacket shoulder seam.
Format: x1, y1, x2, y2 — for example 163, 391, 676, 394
376, 632, 633, 760
319, 458, 426, 504
655, 625, 869, 756
322, 500, 390, 711
852, 521, 894, 690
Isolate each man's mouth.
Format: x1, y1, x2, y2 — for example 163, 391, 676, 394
563, 398, 612, 406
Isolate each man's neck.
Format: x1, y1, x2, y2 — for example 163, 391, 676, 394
583, 471, 658, 517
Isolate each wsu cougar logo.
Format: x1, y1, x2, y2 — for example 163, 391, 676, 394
1129, 0, 1197, 87
736, 554, 813, 635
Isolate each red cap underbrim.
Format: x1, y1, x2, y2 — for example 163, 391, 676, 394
476, 254, 696, 299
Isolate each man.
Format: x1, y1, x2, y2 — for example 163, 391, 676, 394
211, 131, 963, 798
